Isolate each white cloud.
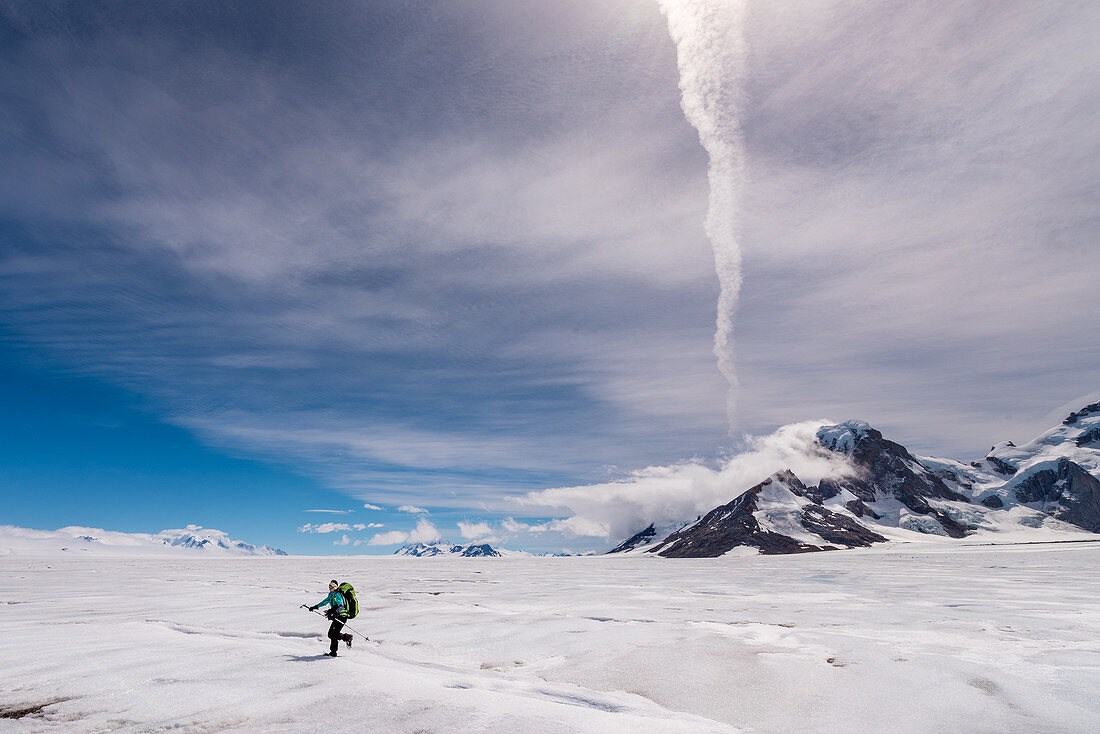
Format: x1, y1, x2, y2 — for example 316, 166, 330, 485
333, 534, 350, 546
544, 517, 611, 539
298, 522, 354, 534
657, 0, 748, 423
457, 521, 492, 540
304, 509, 352, 514
500, 517, 529, 533
367, 530, 409, 546
398, 505, 429, 515
408, 518, 442, 543
4, 0, 1097, 524
366, 518, 441, 547
367, 522, 384, 528
517, 421, 856, 542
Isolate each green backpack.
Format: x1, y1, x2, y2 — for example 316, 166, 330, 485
337, 583, 358, 619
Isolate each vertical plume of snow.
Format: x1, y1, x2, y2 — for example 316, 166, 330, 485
657, 0, 748, 428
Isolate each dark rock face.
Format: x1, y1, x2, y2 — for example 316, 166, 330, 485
800, 505, 887, 547
1010, 458, 1100, 532
460, 544, 501, 557
606, 524, 657, 554
1064, 402, 1100, 425
981, 495, 1004, 509
1075, 425, 1100, 448
649, 480, 817, 557
647, 474, 887, 558
817, 425, 972, 538
844, 498, 881, 519
985, 455, 1018, 476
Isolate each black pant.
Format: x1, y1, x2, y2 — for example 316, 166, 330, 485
327, 618, 349, 653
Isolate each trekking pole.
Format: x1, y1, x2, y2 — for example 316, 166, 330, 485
300, 605, 369, 641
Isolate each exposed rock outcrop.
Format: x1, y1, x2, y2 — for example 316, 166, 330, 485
647, 472, 887, 558
1007, 458, 1100, 533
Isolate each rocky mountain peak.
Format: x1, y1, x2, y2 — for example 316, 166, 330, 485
815, 421, 878, 456
606, 406, 1100, 559
1064, 402, 1100, 426
645, 471, 887, 558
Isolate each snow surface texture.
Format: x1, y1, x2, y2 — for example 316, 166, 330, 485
3, 545, 1099, 733
0, 525, 286, 557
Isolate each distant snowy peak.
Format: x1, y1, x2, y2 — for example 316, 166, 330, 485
0, 524, 287, 556
606, 522, 686, 554
154, 526, 287, 556
814, 420, 971, 537
394, 542, 459, 556
607, 524, 658, 554
394, 541, 503, 557
460, 543, 503, 557
815, 420, 875, 456
984, 402, 1100, 476
993, 458, 1100, 532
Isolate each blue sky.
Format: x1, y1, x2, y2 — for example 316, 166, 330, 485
2, 1, 1098, 554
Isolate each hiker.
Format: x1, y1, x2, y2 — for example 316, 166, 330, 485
309, 579, 353, 657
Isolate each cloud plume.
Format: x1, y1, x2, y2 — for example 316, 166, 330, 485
516, 421, 855, 542
657, 0, 749, 426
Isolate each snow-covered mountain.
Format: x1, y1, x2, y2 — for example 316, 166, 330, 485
649, 470, 888, 558
606, 522, 687, 554
610, 402, 1100, 557
0, 524, 287, 556
394, 541, 504, 557
153, 526, 288, 555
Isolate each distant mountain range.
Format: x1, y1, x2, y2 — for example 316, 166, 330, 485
0, 524, 287, 556
609, 402, 1100, 558
394, 542, 505, 557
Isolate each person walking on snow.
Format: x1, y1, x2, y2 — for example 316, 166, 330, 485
310, 579, 353, 657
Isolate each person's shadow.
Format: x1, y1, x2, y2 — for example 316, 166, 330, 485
283, 654, 334, 662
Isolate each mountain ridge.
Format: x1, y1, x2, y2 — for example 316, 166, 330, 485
0, 524, 287, 556
608, 402, 1100, 557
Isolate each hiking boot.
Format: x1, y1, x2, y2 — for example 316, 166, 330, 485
324, 651, 338, 657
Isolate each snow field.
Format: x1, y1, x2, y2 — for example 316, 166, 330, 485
2, 543, 1099, 733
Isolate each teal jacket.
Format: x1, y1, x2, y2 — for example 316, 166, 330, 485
317, 590, 346, 615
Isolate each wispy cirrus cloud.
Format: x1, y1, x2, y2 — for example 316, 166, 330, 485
0, 1, 729, 508
0, 0, 1095, 534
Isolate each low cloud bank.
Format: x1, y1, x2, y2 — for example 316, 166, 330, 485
516, 421, 854, 542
